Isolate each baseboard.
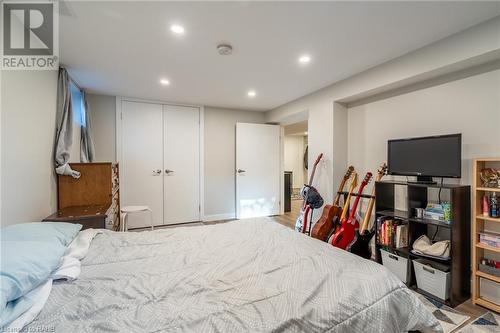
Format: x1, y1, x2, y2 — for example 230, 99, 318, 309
203, 213, 236, 222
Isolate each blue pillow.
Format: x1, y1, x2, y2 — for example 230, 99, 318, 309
0, 222, 82, 327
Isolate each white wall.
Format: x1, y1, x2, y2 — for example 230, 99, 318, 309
349, 69, 500, 214
349, 69, 500, 187
284, 135, 305, 188
265, 17, 500, 222
87, 94, 116, 162
1, 71, 58, 226
204, 107, 266, 220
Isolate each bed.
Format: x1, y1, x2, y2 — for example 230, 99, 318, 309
21, 218, 440, 332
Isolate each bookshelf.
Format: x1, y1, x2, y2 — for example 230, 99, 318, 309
472, 158, 500, 313
374, 180, 470, 307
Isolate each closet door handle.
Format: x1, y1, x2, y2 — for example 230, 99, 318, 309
237, 169, 246, 174
165, 169, 174, 174
153, 169, 162, 175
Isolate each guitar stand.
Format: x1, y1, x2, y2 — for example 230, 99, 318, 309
306, 192, 376, 237
337, 191, 375, 216
338, 191, 375, 200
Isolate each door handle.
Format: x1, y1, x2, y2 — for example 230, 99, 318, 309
165, 169, 174, 174
153, 169, 162, 175
237, 169, 246, 174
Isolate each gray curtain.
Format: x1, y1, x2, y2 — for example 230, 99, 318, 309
54, 67, 80, 178
80, 91, 95, 163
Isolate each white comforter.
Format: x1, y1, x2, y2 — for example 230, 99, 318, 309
26, 218, 441, 332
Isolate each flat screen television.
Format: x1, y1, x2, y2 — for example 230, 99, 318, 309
387, 133, 461, 183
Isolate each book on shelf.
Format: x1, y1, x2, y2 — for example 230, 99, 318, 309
396, 225, 408, 248
377, 217, 408, 248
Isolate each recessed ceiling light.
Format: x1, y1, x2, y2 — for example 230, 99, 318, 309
247, 90, 256, 97
160, 78, 170, 86
299, 55, 311, 64
170, 24, 185, 34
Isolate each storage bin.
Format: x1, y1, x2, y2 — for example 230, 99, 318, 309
380, 249, 408, 283
413, 259, 450, 300
480, 278, 500, 306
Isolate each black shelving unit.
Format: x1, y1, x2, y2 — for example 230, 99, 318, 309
374, 180, 471, 307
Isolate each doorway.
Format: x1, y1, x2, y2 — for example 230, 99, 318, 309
283, 120, 308, 224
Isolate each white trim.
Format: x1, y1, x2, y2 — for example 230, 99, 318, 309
115, 96, 123, 163
116, 96, 205, 223
118, 96, 202, 109
276, 110, 308, 217
199, 106, 205, 221
203, 213, 236, 222
279, 126, 285, 215
115, 96, 123, 204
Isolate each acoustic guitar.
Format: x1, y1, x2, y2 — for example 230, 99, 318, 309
295, 153, 323, 233
347, 163, 387, 259
329, 172, 372, 250
311, 166, 355, 241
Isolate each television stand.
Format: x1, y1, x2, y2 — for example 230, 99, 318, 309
407, 176, 436, 185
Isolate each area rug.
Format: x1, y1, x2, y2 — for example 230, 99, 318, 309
458, 312, 500, 333
412, 291, 470, 333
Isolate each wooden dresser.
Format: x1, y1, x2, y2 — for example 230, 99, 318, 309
44, 163, 120, 230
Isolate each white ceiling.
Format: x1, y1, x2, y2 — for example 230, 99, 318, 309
60, 1, 500, 111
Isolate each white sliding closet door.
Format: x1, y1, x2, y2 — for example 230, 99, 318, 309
163, 105, 200, 224
121, 101, 164, 228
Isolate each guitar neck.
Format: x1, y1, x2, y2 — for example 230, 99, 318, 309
307, 153, 323, 186
340, 188, 355, 220
360, 169, 385, 231
333, 178, 348, 206
348, 184, 366, 221
360, 187, 376, 232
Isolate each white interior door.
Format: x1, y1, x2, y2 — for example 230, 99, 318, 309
236, 123, 280, 218
163, 105, 200, 224
121, 101, 164, 228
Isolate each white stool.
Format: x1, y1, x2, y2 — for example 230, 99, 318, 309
120, 206, 154, 231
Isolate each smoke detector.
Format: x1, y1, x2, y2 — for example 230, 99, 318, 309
217, 44, 233, 55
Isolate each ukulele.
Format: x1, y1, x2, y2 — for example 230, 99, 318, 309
295, 153, 323, 233
329, 172, 372, 250
325, 172, 358, 242
311, 166, 355, 241
347, 163, 387, 259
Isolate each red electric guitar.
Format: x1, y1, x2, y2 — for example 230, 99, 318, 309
295, 153, 323, 234
328, 172, 373, 250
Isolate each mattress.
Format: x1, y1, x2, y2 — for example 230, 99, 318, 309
26, 218, 441, 332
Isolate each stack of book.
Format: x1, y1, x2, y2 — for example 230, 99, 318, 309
377, 218, 408, 249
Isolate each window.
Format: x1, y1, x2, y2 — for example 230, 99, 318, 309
70, 82, 86, 127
